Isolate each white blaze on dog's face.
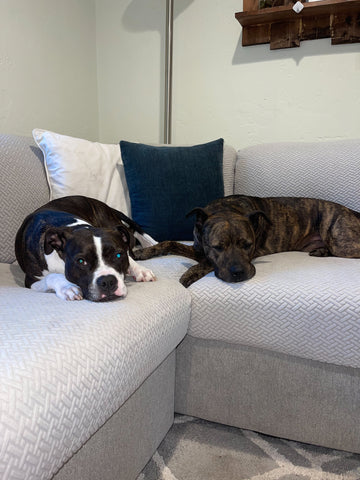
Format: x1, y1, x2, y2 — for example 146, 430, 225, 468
89, 235, 128, 300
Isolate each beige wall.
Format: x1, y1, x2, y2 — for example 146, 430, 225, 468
1, 0, 359, 148
96, 0, 166, 144
172, 0, 360, 148
96, 0, 360, 148
0, 0, 98, 140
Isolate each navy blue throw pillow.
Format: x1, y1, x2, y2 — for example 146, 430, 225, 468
120, 139, 224, 241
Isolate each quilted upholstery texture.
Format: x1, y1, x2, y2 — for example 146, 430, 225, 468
0, 263, 190, 480
222, 144, 237, 197
235, 139, 360, 212
0, 134, 50, 264
140, 252, 360, 369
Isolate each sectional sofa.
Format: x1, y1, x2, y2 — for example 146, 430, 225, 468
1, 132, 360, 480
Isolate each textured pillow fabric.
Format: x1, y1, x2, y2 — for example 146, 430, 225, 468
32, 129, 131, 215
120, 139, 224, 241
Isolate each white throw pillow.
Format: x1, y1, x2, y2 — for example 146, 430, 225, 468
32, 129, 131, 215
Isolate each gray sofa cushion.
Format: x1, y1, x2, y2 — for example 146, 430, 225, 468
0, 134, 49, 263
222, 144, 237, 196
139, 250, 360, 369
187, 251, 360, 369
0, 262, 190, 479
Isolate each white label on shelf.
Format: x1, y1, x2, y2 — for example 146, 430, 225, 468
293, 1, 304, 13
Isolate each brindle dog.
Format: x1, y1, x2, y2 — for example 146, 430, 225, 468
133, 195, 360, 287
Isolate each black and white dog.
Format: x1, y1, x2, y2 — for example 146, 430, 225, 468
15, 195, 156, 301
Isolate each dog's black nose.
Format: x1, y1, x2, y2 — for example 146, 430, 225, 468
230, 265, 246, 281
97, 275, 118, 294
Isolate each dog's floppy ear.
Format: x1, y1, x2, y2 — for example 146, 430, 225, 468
247, 210, 272, 235
116, 225, 131, 246
187, 207, 209, 234
186, 207, 208, 230
186, 207, 208, 220
44, 228, 71, 254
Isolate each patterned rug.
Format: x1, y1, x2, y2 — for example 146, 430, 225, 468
137, 415, 360, 480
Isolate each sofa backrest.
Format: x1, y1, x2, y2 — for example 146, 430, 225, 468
0, 134, 50, 263
0, 134, 237, 264
235, 139, 360, 213
222, 144, 237, 197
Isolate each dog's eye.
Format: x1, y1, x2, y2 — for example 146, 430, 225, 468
77, 258, 87, 266
243, 242, 252, 250
213, 245, 223, 253
115, 253, 121, 259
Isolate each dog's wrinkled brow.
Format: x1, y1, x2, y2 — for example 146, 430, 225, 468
205, 217, 252, 244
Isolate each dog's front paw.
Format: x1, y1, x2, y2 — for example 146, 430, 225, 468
128, 258, 156, 282
309, 247, 330, 257
180, 273, 194, 288
179, 262, 214, 288
133, 267, 156, 282
57, 284, 83, 301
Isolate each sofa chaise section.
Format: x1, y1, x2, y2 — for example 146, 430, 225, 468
0, 134, 191, 480
0, 259, 190, 480
173, 139, 360, 454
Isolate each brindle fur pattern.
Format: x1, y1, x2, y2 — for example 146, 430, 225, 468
133, 195, 360, 287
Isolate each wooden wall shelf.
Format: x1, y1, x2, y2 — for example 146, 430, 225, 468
235, 0, 360, 49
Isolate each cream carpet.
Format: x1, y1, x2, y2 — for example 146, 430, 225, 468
137, 414, 360, 480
